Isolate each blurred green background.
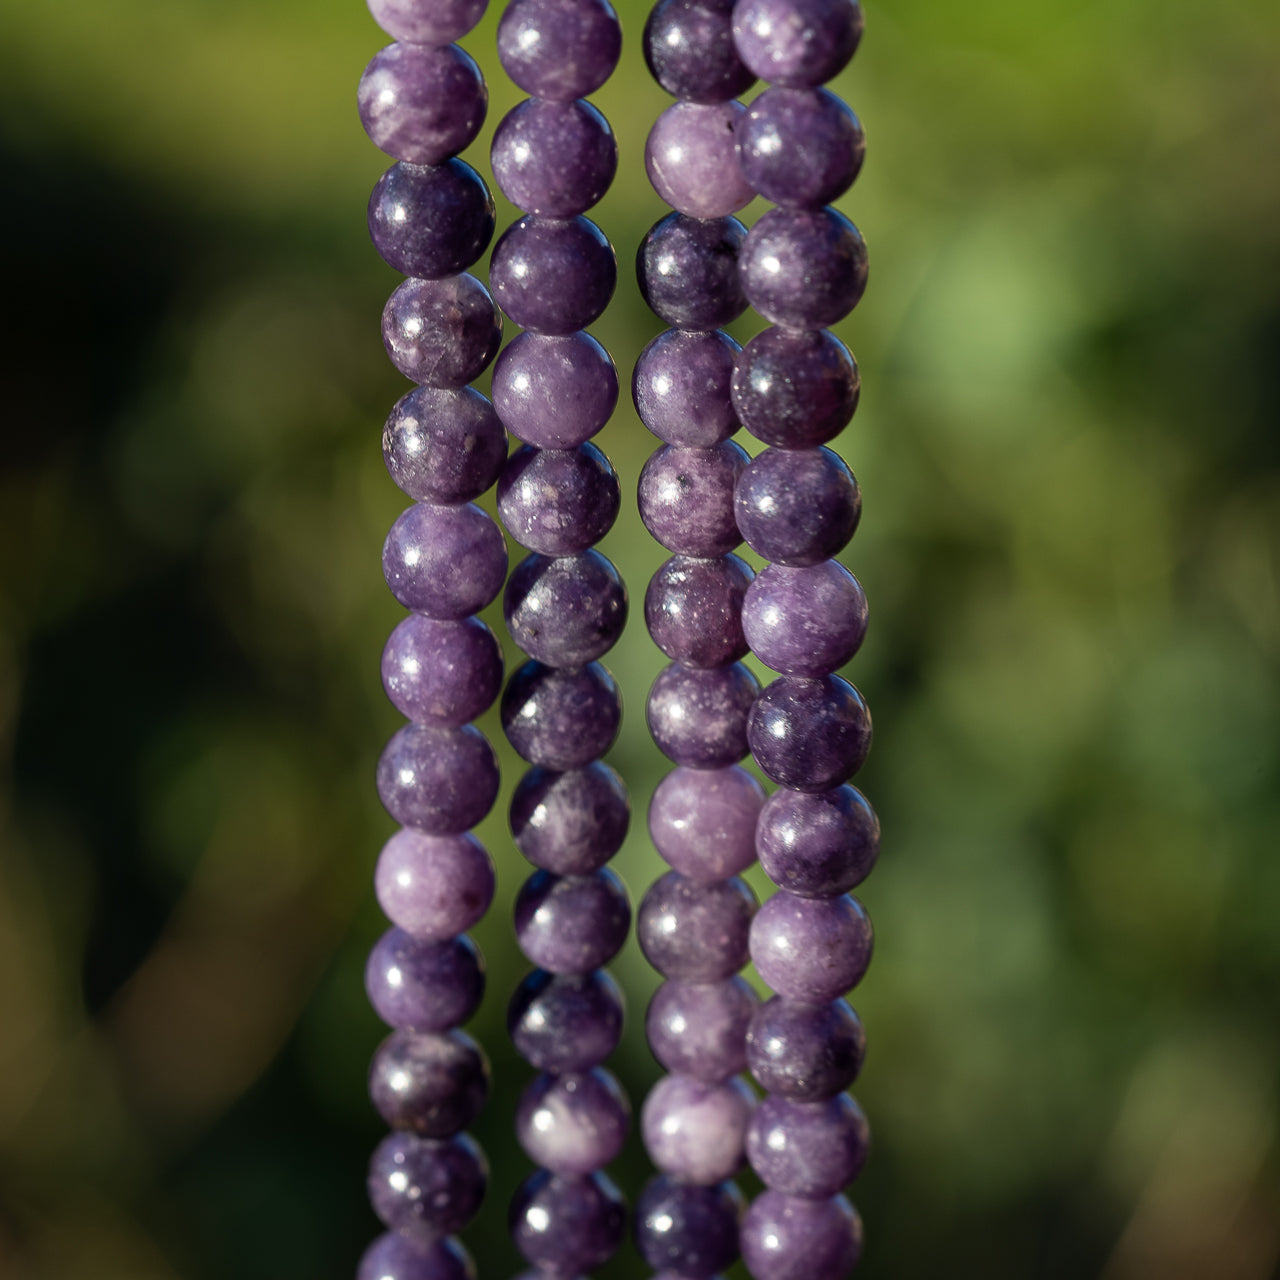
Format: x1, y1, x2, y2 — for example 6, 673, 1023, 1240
1, 0, 1278, 1276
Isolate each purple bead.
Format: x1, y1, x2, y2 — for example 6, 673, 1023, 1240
358, 1232, 475, 1280
735, 447, 860, 565
498, 444, 621, 555
515, 867, 631, 973
740, 1192, 863, 1280
742, 561, 868, 677
757, 786, 878, 897
381, 615, 503, 727
648, 764, 764, 881
638, 871, 757, 981
383, 502, 507, 619
369, 1029, 489, 1138
642, 1074, 754, 1184
646, 101, 755, 218
492, 98, 617, 217
368, 1131, 487, 1238
747, 997, 866, 1100
635, 1176, 744, 1277
515, 1068, 630, 1173
646, 554, 752, 668
505, 551, 627, 666
366, 929, 485, 1031
638, 442, 748, 557
369, 161, 495, 280
510, 763, 630, 874
492, 331, 619, 449
383, 386, 507, 504
509, 969, 625, 1072
740, 207, 868, 330
490, 215, 616, 335
502, 660, 621, 770
746, 1093, 869, 1197
647, 662, 760, 769
358, 44, 487, 166
376, 723, 499, 835
747, 675, 871, 791
382, 274, 502, 387
750, 893, 872, 1003
643, 0, 756, 103
497, 0, 622, 101
646, 977, 759, 1081
637, 214, 747, 331
732, 0, 864, 88
633, 329, 741, 447
510, 1170, 626, 1273
375, 829, 495, 940
367, 0, 487, 45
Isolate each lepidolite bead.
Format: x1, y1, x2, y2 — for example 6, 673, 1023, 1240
383, 274, 502, 388
505, 551, 627, 666
366, 929, 485, 1031
757, 785, 879, 897
635, 1176, 744, 1277
747, 675, 872, 792
638, 442, 748, 557
499, 444, 620, 554
633, 328, 741, 447
376, 723, 499, 834
750, 893, 873, 1004
369, 161, 495, 280
375, 829, 495, 940
497, 0, 622, 101
515, 868, 631, 973
382, 615, 503, 727
510, 1170, 626, 1273
492, 98, 617, 217
510, 763, 630, 874
644, 0, 756, 103
646, 976, 758, 1081
358, 1233, 474, 1280
368, 0, 487, 46
747, 997, 866, 1101
492, 331, 619, 449
642, 1074, 754, 1183
638, 871, 757, 981
637, 213, 748, 331
515, 1069, 630, 1173
648, 764, 764, 881
383, 386, 507, 505
746, 1093, 869, 1197
369, 1029, 489, 1138
646, 554, 752, 668
742, 561, 869, 677
502, 660, 621, 769
648, 661, 759, 768
383, 502, 507, 618
646, 101, 755, 218
732, 0, 864, 88
741, 1192, 862, 1280
509, 969, 625, 1072
368, 1131, 487, 1237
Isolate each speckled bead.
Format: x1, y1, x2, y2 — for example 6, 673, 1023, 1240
756, 785, 879, 898
366, 928, 485, 1032
633, 328, 741, 447
492, 98, 617, 217
368, 0, 488, 46
646, 976, 758, 1082
383, 385, 508, 505
732, 0, 864, 88
510, 1169, 626, 1273
381, 615, 504, 728
375, 829, 496, 940
505, 551, 627, 667
498, 444, 621, 555
382, 274, 503, 388
747, 675, 872, 792
514, 868, 632, 973
635, 1176, 744, 1277
637, 214, 748, 331
644, 0, 756, 102
369, 1028, 490, 1138
741, 561, 869, 677
642, 1074, 755, 1183
746, 1092, 870, 1197
497, 0, 623, 101
515, 1069, 630, 1173
382, 501, 507, 619
368, 1130, 487, 1237
502, 660, 621, 770
646, 101, 756, 218
740, 1191, 863, 1280
510, 763, 630, 875
376, 722, 500, 835
750, 892, 873, 1004
746, 997, 866, 1101
509, 968, 626, 1073
645, 553, 752, 668
647, 661, 760, 768
358, 1233, 475, 1280
638, 871, 757, 981
648, 764, 764, 881
638, 441, 748, 557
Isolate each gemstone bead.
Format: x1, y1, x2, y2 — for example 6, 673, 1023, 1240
756, 785, 879, 897
358, 1232, 475, 1280
492, 98, 617, 217
381, 615, 504, 728
750, 893, 873, 1003
645, 101, 755, 218
638, 871, 757, 981
732, 0, 864, 88
368, 1131, 487, 1237
635, 1176, 744, 1277
376, 723, 500, 835
646, 976, 758, 1081
369, 1029, 489, 1138
510, 1170, 626, 1273
366, 929, 485, 1031
509, 968, 625, 1073
638, 442, 748, 557
735, 446, 860, 565
383, 502, 507, 619
746, 1093, 869, 1197
368, 0, 488, 46
375, 829, 496, 940
497, 0, 623, 101
637, 214, 748, 331
645, 554, 752, 668
505, 551, 627, 666
633, 328, 740, 447
515, 1069, 630, 1173
642, 1074, 754, 1183
648, 764, 764, 881
742, 561, 869, 677
383, 385, 507, 505
502, 660, 621, 770
514, 868, 631, 973
746, 997, 866, 1100
739, 1191, 863, 1280
382, 274, 502, 388
647, 661, 759, 768
510, 763, 630, 874
747, 675, 872, 791
499, 444, 621, 555
643, 0, 756, 103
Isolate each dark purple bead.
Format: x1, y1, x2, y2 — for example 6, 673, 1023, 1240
505, 551, 627, 666
742, 561, 868, 677
648, 764, 764, 881
382, 274, 502, 388
358, 1232, 475, 1280
746, 1093, 869, 1197
637, 213, 747, 331
383, 386, 507, 505
735, 446, 861, 564
750, 892, 872, 1003
740, 1191, 863, 1280
369, 1029, 489, 1138
747, 675, 871, 791
635, 1176, 744, 1277
642, 1074, 754, 1184
368, 1131, 487, 1237
510, 1170, 626, 1273
383, 502, 507, 619
375, 829, 495, 940
646, 554, 751, 668
502, 660, 621, 769
369, 161, 495, 280
492, 98, 617, 217
757, 785, 878, 897
368, 0, 487, 46
509, 969, 625, 1072
498, 444, 621, 555
644, 0, 756, 103
376, 723, 499, 835
638, 442, 748, 557
740, 207, 868, 330
358, 44, 487, 166
382, 615, 503, 727
646, 101, 755, 218
497, 0, 622, 101
366, 929, 485, 1031
732, 0, 864, 87
638, 871, 757, 981
647, 662, 759, 769
646, 977, 759, 1081
515, 1069, 630, 1174
747, 997, 866, 1100
633, 328, 741, 447
515, 867, 631, 973
490, 215, 616, 335
492, 331, 619, 449
510, 763, 630, 874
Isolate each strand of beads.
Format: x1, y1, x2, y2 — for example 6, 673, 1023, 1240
727, 3, 878, 1278
630, 4, 764, 1277
484, 2, 633, 1276
356, 3, 508, 1278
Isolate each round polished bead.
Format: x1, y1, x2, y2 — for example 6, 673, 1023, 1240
509, 969, 625, 1073
505, 551, 627, 667
644, 0, 756, 102
497, 0, 622, 101
382, 274, 502, 388
492, 98, 617, 217
740, 1192, 863, 1280
382, 615, 503, 727
733, 0, 864, 87
368, 1131, 487, 1237
747, 997, 866, 1100
367, 929, 485, 1031
750, 893, 872, 1003
647, 662, 759, 769
383, 502, 507, 619
358, 1232, 475, 1280
633, 328, 740, 447
747, 1093, 869, 1197
635, 1176, 743, 1277
646, 554, 751, 668
368, 0, 487, 45
735, 446, 860, 565
646, 976, 758, 1081
498, 444, 621, 555
742, 561, 869, 677
740, 207, 868, 330
645, 101, 755, 218
492, 331, 619, 449
638, 871, 757, 981
648, 764, 764, 881
369, 161, 495, 280
637, 214, 748, 331
638, 442, 748, 557
757, 785, 878, 897
515, 1069, 630, 1174
375, 829, 495, 941
511, 1170, 626, 1273
642, 1075, 754, 1184
502, 660, 621, 769
515, 868, 631, 973
490, 215, 616, 334
376, 723, 499, 835
369, 1029, 489, 1138
383, 385, 507, 505
747, 675, 872, 791
510, 763, 630, 874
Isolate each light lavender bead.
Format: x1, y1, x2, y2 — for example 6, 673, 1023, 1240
375, 830, 495, 941
515, 1068, 630, 1173
645, 101, 755, 218
642, 1074, 755, 1184
648, 764, 764, 881
750, 892, 873, 1004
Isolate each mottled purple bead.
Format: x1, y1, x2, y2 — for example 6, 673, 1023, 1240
646, 554, 751, 668
492, 98, 617, 217
358, 1232, 475, 1280
642, 1075, 754, 1184
735, 446, 860, 565
515, 867, 631, 973
742, 561, 868, 677
647, 977, 758, 1081
740, 1192, 863, 1280
497, 0, 622, 101
383, 385, 507, 505
747, 997, 866, 1100
646, 101, 755, 218
647, 662, 759, 769
509, 969, 625, 1072
368, 0, 487, 45
498, 444, 620, 555
492, 331, 619, 449
368, 1131, 487, 1237
648, 764, 764, 881
750, 893, 872, 1003
635, 1176, 744, 1277
366, 929, 485, 1031
369, 1029, 489, 1138
383, 502, 507, 619
511, 1170, 626, 1273
376, 723, 499, 835
638, 871, 757, 981
502, 660, 621, 769
633, 328, 740, 447
747, 675, 871, 791
757, 785, 878, 897
369, 161, 495, 280
382, 274, 502, 387
638, 442, 747, 557
382, 615, 503, 727
375, 829, 495, 941
505, 551, 627, 666
732, 0, 864, 87
515, 1069, 630, 1174
359, 44, 487, 166
644, 0, 756, 102
747, 1093, 869, 1197
510, 763, 630, 875
637, 214, 747, 331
